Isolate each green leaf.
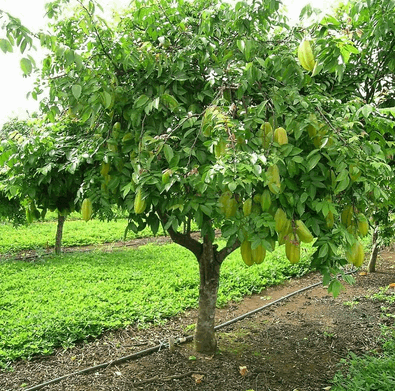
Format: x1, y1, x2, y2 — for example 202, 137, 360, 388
200, 204, 212, 216
102, 91, 112, 109
306, 154, 321, 171
161, 94, 178, 111
292, 156, 304, 163
228, 182, 237, 192
318, 243, 328, 258
300, 192, 308, 203
134, 94, 150, 109
121, 182, 132, 198
222, 224, 238, 237
72, 85, 82, 100
163, 144, 174, 164
255, 57, 266, 68
0, 38, 13, 53
237, 39, 245, 53
328, 280, 344, 298
335, 176, 350, 194
150, 218, 160, 236
20, 58, 32, 75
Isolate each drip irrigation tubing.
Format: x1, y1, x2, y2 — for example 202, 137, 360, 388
22, 269, 357, 391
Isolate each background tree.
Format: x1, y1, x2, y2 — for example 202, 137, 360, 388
1, 0, 393, 354
1, 117, 95, 254
307, 0, 395, 271
0, 187, 25, 226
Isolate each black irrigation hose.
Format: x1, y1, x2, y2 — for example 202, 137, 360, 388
22, 269, 357, 391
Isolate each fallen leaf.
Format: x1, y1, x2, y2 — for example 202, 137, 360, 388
389, 283, 395, 288
239, 366, 248, 377
359, 271, 367, 276
192, 373, 204, 384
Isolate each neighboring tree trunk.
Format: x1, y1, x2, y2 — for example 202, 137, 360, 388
194, 235, 221, 354
367, 224, 379, 273
55, 213, 66, 255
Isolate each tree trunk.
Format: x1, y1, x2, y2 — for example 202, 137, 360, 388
158, 211, 240, 355
194, 235, 221, 354
55, 213, 66, 255
367, 224, 379, 273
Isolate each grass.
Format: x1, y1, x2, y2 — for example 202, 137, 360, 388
331, 288, 395, 390
0, 240, 314, 369
331, 328, 395, 391
0, 217, 165, 254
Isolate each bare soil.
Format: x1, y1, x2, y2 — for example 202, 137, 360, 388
2, 248, 395, 391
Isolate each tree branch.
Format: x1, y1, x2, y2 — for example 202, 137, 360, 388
156, 210, 202, 259
76, 0, 120, 75
217, 238, 240, 264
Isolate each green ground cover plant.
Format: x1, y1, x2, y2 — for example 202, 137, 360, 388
331, 288, 395, 391
0, 217, 165, 254
331, 328, 395, 391
0, 241, 313, 369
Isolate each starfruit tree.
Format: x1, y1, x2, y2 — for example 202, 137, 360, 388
305, 0, 395, 272
3, 0, 392, 354
0, 117, 95, 254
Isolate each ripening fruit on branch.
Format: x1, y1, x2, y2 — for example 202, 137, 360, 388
267, 164, 281, 194
326, 211, 334, 229
252, 244, 266, 264
346, 241, 364, 267
112, 121, 121, 137
108, 142, 118, 152
357, 213, 369, 237
243, 198, 252, 216
134, 188, 146, 214
260, 122, 273, 149
253, 193, 261, 204
260, 189, 272, 212
219, 191, 231, 214
341, 205, 354, 227
295, 220, 314, 243
298, 39, 315, 72
274, 208, 287, 233
285, 233, 300, 264
241, 240, 253, 266
261, 122, 272, 134
267, 164, 280, 183
81, 198, 93, 222
225, 198, 238, 218
274, 127, 288, 145
219, 191, 237, 218
100, 162, 110, 177
214, 140, 227, 158
278, 219, 292, 246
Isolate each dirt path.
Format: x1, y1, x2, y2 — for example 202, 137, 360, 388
2, 251, 395, 391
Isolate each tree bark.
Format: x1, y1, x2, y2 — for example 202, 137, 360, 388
367, 224, 379, 273
157, 210, 241, 354
55, 213, 66, 255
194, 234, 221, 354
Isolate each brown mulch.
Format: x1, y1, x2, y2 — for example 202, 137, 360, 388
1, 250, 395, 391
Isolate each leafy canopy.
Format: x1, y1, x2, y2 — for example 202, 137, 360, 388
1, 0, 394, 295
